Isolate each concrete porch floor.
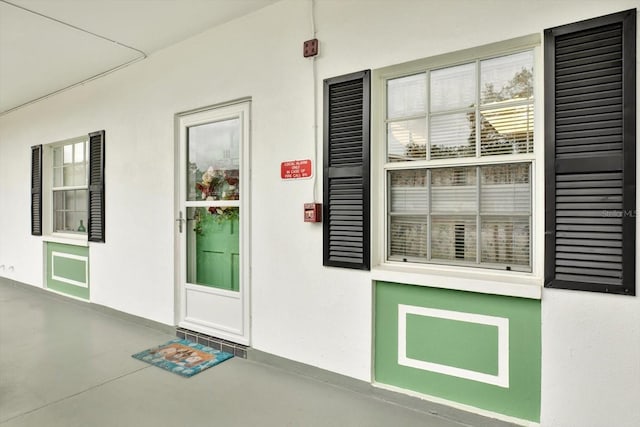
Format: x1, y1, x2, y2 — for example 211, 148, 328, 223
0, 278, 517, 427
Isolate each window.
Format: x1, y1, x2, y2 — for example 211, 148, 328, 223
51, 138, 88, 234
384, 49, 535, 272
31, 130, 105, 242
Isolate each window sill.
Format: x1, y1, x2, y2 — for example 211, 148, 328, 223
42, 234, 89, 247
371, 263, 542, 299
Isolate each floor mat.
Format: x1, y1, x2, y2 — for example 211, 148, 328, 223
132, 338, 233, 377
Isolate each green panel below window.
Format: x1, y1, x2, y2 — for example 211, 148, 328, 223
406, 314, 499, 376
374, 281, 540, 422
45, 242, 89, 300
52, 254, 87, 284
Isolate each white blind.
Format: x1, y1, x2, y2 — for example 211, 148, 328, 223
431, 167, 477, 213
386, 51, 533, 161
389, 169, 428, 212
388, 164, 531, 269
480, 104, 534, 156
481, 217, 530, 266
387, 119, 427, 162
429, 113, 475, 159
387, 73, 426, 119
385, 49, 534, 271
431, 216, 477, 262
430, 62, 476, 112
389, 216, 428, 260
480, 164, 531, 214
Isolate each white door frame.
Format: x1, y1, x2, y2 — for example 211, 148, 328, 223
174, 99, 251, 345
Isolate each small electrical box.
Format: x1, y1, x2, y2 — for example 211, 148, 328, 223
304, 203, 322, 223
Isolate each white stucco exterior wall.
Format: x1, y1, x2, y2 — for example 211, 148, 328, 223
1, 1, 638, 425
541, 288, 640, 426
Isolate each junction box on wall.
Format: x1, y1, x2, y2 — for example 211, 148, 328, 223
304, 203, 322, 222
303, 39, 319, 57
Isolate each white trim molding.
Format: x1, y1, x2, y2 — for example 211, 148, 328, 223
397, 304, 509, 388
51, 251, 89, 288
373, 382, 538, 427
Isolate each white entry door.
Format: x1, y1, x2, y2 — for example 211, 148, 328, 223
177, 101, 250, 345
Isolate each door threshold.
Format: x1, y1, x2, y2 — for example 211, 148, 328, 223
176, 327, 247, 358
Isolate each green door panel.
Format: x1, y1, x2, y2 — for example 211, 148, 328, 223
192, 211, 239, 291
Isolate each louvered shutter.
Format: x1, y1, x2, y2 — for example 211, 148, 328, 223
323, 70, 371, 269
544, 10, 636, 295
31, 145, 43, 236
88, 130, 105, 242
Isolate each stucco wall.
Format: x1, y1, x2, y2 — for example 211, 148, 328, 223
1, 1, 638, 425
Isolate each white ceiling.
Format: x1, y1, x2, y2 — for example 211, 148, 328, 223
0, 0, 279, 115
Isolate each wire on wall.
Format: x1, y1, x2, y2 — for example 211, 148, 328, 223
310, 0, 319, 203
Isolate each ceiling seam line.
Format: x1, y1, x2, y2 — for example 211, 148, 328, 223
0, 55, 145, 117
1, 0, 148, 58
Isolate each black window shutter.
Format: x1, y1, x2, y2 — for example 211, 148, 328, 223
31, 145, 43, 236
544, 9, 636, 295
88, 130, 106, 243
323, 70, 371, 270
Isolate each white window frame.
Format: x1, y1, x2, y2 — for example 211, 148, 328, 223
371, 35, 544, 299
42, 135, 90, 244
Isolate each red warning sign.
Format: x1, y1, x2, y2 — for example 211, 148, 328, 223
281, 159, 312, 179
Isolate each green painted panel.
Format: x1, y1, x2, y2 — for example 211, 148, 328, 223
231, 252, 239, 292
45, 242, 89, 300
406, 314, 499, 376
198, 250, 224, 286
194, 215, 239, 291
374, 281, 540, 422
52, 254, 87, 284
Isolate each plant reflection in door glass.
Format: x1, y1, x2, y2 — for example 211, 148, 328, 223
193, 206, 239, 236
187, 118, 240, 202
